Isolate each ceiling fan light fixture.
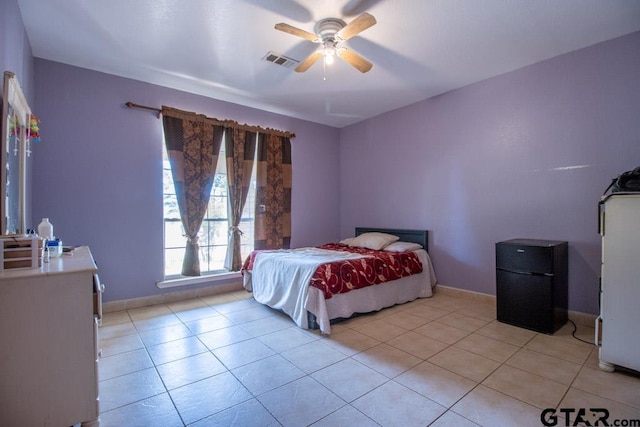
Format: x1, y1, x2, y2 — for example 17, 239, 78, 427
275, 12, 376, 74
323, 41, 337, 65
324, 50, 335, 65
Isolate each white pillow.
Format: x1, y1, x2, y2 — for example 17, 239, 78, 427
340, 237, 355, 245
384, 241, 423, 252
349, 232, 399, 250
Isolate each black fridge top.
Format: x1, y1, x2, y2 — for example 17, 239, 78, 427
497, 238, 567, 247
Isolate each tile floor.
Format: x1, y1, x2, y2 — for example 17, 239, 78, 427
98, 288, 640, 426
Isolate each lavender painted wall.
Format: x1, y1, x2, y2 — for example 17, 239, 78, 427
340, 31, 640, 314
32, 60, 340, 302
0, 0, 33, 100
1, 0, 34, 222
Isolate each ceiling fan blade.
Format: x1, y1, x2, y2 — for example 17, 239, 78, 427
295, 50, 324, 72
275, 23, 319, 42
337, 48, 373, 73
335, 12, 376, 41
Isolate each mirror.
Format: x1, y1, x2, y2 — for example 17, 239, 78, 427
1, 71, 30, 236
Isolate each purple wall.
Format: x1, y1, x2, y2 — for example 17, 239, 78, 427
340, 31, 640, 314
0, 0, 33, 100
7, 0, 640, 313
1, 0, 34, 222
31, 60, 340, 302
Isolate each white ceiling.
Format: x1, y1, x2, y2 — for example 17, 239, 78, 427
17, 0, 640, 128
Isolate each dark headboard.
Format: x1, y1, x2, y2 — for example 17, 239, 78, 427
355, 227, 429, 252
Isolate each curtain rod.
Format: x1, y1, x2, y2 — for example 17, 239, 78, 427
124, 101, 295, 138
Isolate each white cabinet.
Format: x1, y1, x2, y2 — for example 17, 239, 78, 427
597, 194, 640, 373
0, 246, 101, 426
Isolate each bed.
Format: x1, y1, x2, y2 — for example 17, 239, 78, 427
241, 227, 437, 334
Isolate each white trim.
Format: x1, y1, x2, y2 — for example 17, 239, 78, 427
157, 271, 241, 289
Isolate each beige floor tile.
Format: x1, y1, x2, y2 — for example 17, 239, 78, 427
240, 313, 294, 337
482, 364, 568, 409
525, 334, 593, 364
172, 305, 220, 323
560, 387, 640, 424
386, 330, 449, 359
228, 289, 253, 300
402, 304, 452, 321
190, 398, 280, 427
352, 380, 446, 426
430, 410, 482, 427
429, 347, 500, 382
352, 343, 422, 378
414, 321, 470, 345
352, 318, 409, 341
101, 310, 131, 326
454, 333, 520, 363
452, 385, 544, 427
552, 321, 597, 348
223, 305, 276, 324
311, 358, 388, 402
166, 298, 208, 312
156, 351, 227, 390
99, 332, 144, 357
99, 368, 166, 412
311, 404, 379, 427
128, 304, 173, 321
506, 348, 582, 385
258, 326, 320, 352
437, 312, 491, 333
210, 298, 259, 314
99, 321, 138, 340
422, 294, 471, 311
572, 366, 640, 409
138, 322, 193, 347
475, 320, 537, 347
200, 292, 241, 306
169, 372, 253, 425
257, 376, 345, 427
383, 311, 431, 330
197, 325, 253, 350
396, 361, 477, 408
281, 340, 347, 374
132, 313, 183, 332
458, 303, 496, 322
232, 354, 306, 395
322, 329, 380, 356
212, 337, 276, 370
184, 314, 235, 335
583, 346, 601, 370
93, 290, 640, 427
99, 348, 154, 381
146, 336, 208, 366
99, 393, 183, 427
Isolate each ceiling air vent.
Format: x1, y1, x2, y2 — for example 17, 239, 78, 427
262, 51, 299, 69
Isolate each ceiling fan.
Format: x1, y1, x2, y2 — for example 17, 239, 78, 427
275, 12, 377, 73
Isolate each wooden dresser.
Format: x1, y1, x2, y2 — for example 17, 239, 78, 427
0, 246, 102, 426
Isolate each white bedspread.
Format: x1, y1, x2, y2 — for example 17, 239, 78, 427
249, 247, 367, 329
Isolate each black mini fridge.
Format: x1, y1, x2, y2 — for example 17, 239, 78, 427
496, 239, 568, 334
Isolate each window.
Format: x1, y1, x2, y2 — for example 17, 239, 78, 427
162, 132, 257, 278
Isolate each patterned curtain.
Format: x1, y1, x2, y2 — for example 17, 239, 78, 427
224, 128, 257, 271
162, 106, 223, 276
254, 134, 292, 250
